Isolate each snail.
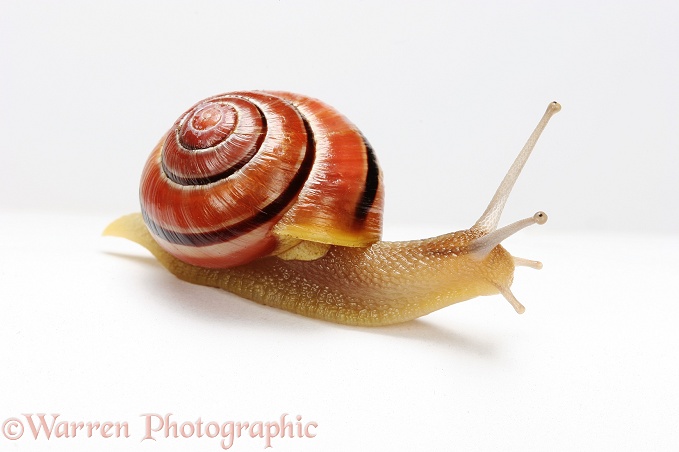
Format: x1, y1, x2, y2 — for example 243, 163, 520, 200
104, 91, 560, 326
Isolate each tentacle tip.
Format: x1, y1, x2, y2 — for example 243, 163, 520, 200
533, 211, 548, 225
549, 101, 561, 113
515, 304, 526, 315
513, 256, 543, 270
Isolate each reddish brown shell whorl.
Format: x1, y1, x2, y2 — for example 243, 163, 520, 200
140, 91, 385, 268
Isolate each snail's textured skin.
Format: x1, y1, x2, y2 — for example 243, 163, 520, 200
106, 213, 513, 326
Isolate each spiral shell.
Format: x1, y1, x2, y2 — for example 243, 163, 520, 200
140, 91, 385, 268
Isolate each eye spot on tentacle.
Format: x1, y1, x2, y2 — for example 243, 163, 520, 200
533, 211, 547, 225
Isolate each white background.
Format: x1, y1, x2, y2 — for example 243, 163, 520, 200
1, 1, 678, 451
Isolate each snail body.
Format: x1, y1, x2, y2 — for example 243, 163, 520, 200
105, 91, 560, 326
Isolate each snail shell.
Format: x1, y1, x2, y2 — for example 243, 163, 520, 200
140, 91, 384, 268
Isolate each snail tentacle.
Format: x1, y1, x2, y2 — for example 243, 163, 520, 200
473, 101, 561, 234
468, 211, 548, 261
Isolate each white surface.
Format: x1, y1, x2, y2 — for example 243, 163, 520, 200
2, 1, 679, 451
1, 212, 678, 451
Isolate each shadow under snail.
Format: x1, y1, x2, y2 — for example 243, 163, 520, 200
104, 91, 560, 326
